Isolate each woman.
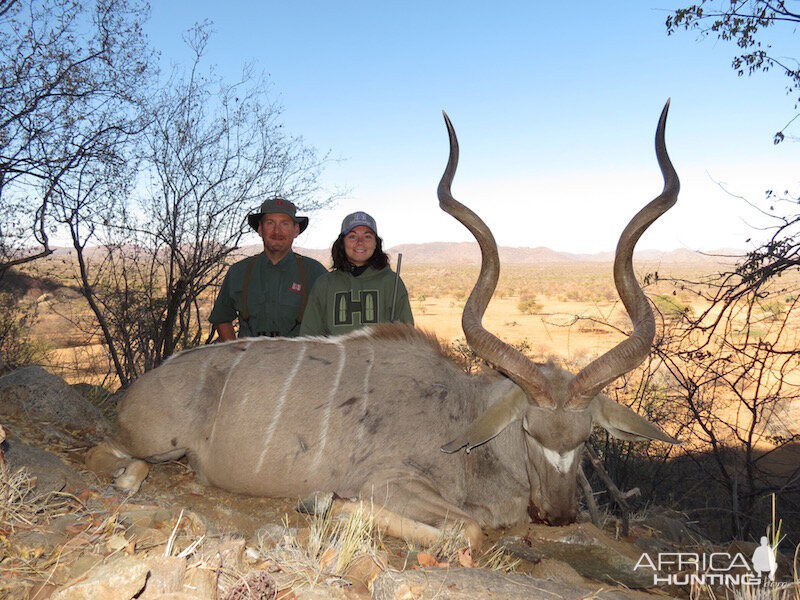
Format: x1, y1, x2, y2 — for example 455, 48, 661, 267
300, 211, 414, 336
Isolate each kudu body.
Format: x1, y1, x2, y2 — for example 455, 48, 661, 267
87, 103, 680, 547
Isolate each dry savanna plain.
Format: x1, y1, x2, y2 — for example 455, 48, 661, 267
13, 246, 800, 478
7, 247, 756, 386
4, 246, 800, 589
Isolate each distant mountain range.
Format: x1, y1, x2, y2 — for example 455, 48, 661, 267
46, 242, 744, 266
236, 242, 744, 266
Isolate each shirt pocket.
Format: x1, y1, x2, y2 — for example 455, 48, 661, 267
278, 286, 303, 313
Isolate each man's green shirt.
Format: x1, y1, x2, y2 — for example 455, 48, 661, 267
210, 251, 326, 338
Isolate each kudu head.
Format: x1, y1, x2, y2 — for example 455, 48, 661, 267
439, 102, 681, 524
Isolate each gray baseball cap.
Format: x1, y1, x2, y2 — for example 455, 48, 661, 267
340, 211, 378, 236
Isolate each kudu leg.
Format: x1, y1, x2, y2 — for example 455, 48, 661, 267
85, 441, 150, 494
333, 499, 445, 547
349, 479, 484, 550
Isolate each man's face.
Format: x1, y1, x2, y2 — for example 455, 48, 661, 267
259, 212, 299, 258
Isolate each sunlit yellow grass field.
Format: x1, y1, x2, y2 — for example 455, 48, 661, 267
15, 256, 745, 385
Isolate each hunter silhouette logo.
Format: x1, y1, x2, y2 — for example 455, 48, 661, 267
751, 536, 777, 582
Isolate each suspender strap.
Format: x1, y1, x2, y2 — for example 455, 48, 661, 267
240, 255, 258, 322
294, 253, 308, 323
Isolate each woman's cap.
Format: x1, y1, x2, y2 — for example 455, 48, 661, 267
340, 211, 377, 236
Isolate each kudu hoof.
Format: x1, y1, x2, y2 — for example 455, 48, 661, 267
112, 459, 149, 494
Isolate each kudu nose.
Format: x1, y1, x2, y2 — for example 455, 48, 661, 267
529, 501, 578, 526
546, 509, 578, 527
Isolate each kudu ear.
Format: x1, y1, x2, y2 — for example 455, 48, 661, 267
590, 395, 680, 444
441, 383, 528, 454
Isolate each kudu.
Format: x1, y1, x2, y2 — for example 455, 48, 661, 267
86, 102, 680, 548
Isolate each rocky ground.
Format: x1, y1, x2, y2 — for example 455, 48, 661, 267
1, 365, 797, 599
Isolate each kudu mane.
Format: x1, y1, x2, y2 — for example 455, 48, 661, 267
163, 322, 452, 365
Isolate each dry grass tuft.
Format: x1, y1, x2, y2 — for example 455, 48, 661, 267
416, 521, 471, 565
0, 464, 79, 533
477, 543, 523, 573
257, 505, 387, 591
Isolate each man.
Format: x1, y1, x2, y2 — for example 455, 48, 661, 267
210, 198, 327, 340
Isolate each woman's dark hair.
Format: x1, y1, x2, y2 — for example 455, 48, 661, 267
331, 233, 390, 272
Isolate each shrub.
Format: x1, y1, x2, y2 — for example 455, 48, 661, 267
517, 295, 542, 315
760, 300, 785, 321
0, 292, 50, 369
652, 294, 691, 321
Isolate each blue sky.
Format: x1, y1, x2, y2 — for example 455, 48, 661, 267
146, 2, 800, 253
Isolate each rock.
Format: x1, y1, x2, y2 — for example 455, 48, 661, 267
136, 556, 187, 599
529, 558, 586, 585
344, 552, 388, 591
51, 556, 149, 600
128, 525, 170, 551
278, 585, 349, 599
118, 507, 174, 529
498, 522, 656, 589
183, 565, 217, 598
197, 537, 247, 574
59, 555, 104, 583
10, 528, 69, 559
0, 366, 110, 435
2, 437, 86, 494
49, 513, 84, 533
69, 382, 116, 405
28, 583, 60, 599
633, 534, 672, 556
255, 522, 294, 549
495, 535, 544, 563
639, 509, 706, 545
52, 556, 189, 600
297, 490, 334, 516
372, 568, 658, 599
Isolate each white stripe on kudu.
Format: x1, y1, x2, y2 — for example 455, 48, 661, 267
208, 341, 251, 446
313, 340, 346, 469
256, 344, 306, 472
357, 344, 375, 444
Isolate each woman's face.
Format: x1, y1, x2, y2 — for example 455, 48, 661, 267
343, 225, 377, 267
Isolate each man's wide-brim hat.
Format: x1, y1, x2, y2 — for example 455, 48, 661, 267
247, 197, 309, 234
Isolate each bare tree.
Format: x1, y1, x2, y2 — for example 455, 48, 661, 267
564, 276, 799, 542
74, 24, 336, 385
0, 0, 153, 272
665, 1, 800, 331
652, 290, 800, 540
666, 0, 800, 144
664, 9, 800, 540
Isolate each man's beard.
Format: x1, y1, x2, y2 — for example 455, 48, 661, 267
266, 236, 290, 252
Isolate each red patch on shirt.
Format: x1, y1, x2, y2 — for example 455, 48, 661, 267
289, 282, 302, 293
